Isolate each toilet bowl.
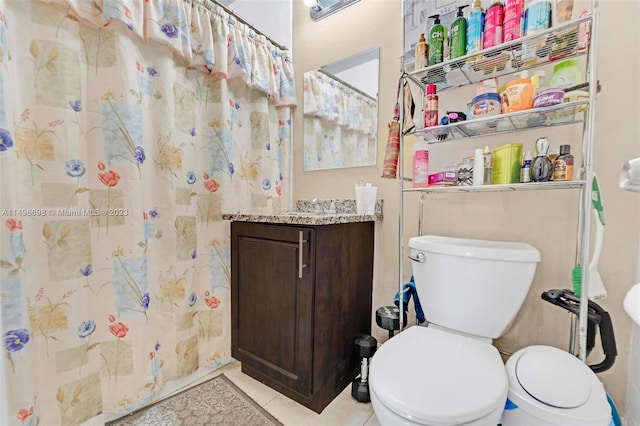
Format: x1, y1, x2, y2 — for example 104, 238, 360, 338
500, 345, 612, 426
369, 236, 541, 426
369, 236, 613, 426
369, 326, 508, 426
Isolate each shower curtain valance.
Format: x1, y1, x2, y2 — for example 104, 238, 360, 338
303, 70, 377, 136
42, 0, 296, 106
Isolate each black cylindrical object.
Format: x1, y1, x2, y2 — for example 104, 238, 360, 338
351, 334, 377, 403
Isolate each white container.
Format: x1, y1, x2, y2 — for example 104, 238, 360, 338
501, 345, 612, 425
355, 184, 377, 215
408, 235, 540, 339
474, 148, 485, 186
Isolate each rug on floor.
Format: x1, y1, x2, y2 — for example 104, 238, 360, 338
106, 374, 283, 426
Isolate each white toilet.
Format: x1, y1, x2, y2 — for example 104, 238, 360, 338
369, 235, 611, 426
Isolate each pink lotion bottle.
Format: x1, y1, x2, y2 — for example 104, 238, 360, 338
503, 0, 524, 42
484, 0, 505, 49
413, 138, 430, 188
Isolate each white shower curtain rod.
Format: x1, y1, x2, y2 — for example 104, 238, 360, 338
316, 68, 377, 103
196, 0, 289, 51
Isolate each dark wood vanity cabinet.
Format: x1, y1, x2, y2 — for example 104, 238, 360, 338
231, 221, 374, 413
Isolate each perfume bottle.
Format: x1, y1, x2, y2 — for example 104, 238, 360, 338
530, 137, 553, 182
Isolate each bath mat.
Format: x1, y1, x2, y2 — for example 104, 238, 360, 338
106, 374, 283, 426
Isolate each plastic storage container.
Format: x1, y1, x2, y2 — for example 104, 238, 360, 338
501, 78, 534, 113
533, 88, 565, 108
492, 143, 523, 184
471, 93, 502, 118
549, 59, 583, 89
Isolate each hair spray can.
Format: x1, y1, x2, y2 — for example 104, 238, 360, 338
503, 0, 524, 42
484, 0, 504, 49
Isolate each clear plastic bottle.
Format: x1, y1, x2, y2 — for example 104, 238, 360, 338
415, 33, 429, 70
531, 70, 547, 95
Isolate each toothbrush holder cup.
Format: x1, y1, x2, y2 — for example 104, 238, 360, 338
356, 185, 377, 215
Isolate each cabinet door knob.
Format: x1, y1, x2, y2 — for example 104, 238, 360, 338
408, 253, 426, 263
299, 231, 308, 278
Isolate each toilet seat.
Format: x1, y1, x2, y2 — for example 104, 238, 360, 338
369, 326, 508, 425
505, 345, 611, 426
515, 345, 591, 408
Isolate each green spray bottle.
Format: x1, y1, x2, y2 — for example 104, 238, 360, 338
449, 5, 469, 59
428, 14, 445, 66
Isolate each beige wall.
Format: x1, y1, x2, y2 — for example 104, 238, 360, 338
292, 0, 640, 412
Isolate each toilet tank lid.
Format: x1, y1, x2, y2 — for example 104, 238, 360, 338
408, 236, 541, 263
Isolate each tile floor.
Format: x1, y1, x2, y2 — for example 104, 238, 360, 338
216, 361, 381, 426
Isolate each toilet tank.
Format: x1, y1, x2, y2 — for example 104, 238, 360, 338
408, 235, 540, 339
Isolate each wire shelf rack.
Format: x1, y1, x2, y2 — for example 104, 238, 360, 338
412, 100, 589, 143
406, 15, 592, 92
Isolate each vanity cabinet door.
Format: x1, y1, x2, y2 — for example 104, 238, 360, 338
231, 222, 314, 397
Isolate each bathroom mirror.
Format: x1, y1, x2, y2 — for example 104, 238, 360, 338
303, 48, 379, 171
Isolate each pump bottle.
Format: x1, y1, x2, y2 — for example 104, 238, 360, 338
428, 14, 446, 66
449, 5, 469, 59
466, 0, 485, 55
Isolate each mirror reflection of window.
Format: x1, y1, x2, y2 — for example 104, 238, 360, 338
303, 48, 379, 171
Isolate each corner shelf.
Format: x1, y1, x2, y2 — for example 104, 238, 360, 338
402, 180, 586, 193
406, 15, 592, 92
413, 100, 589, 143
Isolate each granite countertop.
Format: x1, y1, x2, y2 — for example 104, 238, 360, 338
222, 198, 383, 225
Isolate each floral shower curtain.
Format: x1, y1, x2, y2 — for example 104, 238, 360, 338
303, 69, 376, 170
0, 0, 295, 424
